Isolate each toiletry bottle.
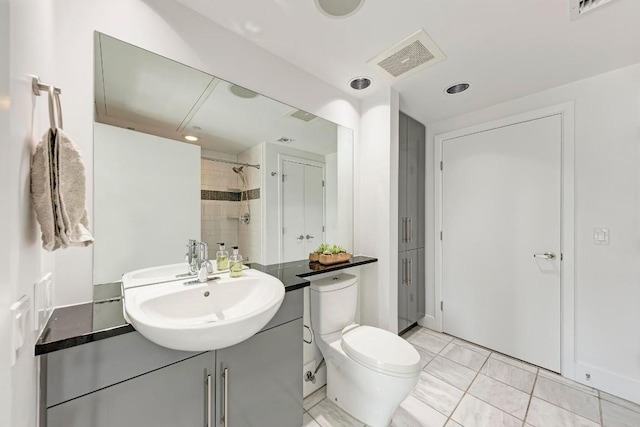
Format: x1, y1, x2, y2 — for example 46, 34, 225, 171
216, 243, 229, 271
229, 246, 243, 278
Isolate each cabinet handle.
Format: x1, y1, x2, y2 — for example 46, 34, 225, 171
403, 258, 408, 285
221, 368, 228, 427
408, 259, 412, 285
408, 217, 412, 242
401, 218, 406, 242
206, 373, 212, 427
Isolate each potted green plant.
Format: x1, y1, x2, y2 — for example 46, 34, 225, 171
319, 245, 351, 265
309, 243, 329, 262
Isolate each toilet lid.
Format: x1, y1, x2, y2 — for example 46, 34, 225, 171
341, 325, 421, 376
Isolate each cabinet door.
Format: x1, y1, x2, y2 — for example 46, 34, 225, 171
416, 120, 426, 250
417, 247, 426, 320
406, 116, 424, 251
406, 249, 419, 324
216, 319, 303, 427
47, 352, 213, 427
398, 113, 409, 252
398, 253, 409, 333
406, 249, 426, 325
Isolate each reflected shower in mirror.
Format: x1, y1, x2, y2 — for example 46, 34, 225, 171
92, 32, 354, 284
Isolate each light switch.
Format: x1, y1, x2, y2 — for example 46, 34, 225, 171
10, 295, 30, 366
593, 228, 609, 245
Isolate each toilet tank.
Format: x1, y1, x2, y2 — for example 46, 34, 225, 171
309, 274, 358, 335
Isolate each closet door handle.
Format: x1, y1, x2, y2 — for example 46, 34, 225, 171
296, 235, 304, 240
206, 373, 212, 427
221, 368, 228, 427
408, 259, 413, 285
404, 258, 408, 285
401, 218, 406, 242
408, 217, 412, 242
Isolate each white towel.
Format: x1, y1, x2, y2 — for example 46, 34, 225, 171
31, 128, 93, 250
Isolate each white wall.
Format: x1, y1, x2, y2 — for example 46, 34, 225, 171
6, 1, 57, 426
358, 88, 400, 332
427, 62, 640, 403
0, 0, 11, 423
93, 123, 200, 284
52, 0, 360, 306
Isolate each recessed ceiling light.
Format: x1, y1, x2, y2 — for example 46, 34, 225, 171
315, 0, 365, 18
229, 84, 258, 99
184, 135, 199, 142
349, 77, 372, 90
445, 82, 470, 95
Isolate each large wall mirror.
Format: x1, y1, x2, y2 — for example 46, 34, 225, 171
93, 32, 354, 284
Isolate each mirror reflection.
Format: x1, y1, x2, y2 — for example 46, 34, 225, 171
93, 33, 353, 284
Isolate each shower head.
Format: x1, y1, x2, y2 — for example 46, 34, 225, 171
232, 166, 244, 174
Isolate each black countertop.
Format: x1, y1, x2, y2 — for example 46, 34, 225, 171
35, 256, 377, 356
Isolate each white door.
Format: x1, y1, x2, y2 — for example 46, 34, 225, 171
304, 165, 324, 252
282, 159, 325, 262
442, 114, 562, 372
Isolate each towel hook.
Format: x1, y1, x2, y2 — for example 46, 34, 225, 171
32, 76, 63, 130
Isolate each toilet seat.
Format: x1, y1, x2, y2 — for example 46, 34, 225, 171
341, 325, 421, 377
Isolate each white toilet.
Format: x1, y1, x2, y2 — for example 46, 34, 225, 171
309, 273, 421, 427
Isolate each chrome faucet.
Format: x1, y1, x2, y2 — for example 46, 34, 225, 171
198, 242, 214, 275
185, 239, 214, 278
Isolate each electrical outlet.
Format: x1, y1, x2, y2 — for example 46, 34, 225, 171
10, 295, 30, 366
33, 272, 54, 333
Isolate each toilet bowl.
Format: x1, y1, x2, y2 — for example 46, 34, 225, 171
310, 274, 421, 427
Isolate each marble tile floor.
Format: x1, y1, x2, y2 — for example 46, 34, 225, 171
302, 326, 640, 427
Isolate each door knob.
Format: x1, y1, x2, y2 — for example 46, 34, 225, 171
306, 235, 314, 239
533, 252, 556, 260
297, 235, 304, 240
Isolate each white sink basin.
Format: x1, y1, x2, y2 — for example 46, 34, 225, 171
122, 268, 285, 351
122, 262, 194, 289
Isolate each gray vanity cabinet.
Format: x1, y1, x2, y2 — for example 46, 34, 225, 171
43, 288, 304, 427
216, 319, 303, 427
47, 352, 213, 427
398, 112, 426, 333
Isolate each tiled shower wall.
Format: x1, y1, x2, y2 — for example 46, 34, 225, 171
201, 150, 240, 253
238, 144, 263, 264
201, 148, 263, 263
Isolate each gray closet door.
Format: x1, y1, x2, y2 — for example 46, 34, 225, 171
398, 252, 410, 332
47, 352, 213, 427
398, 113, 409, 252
406, 116, 424, 251
216, 319, 303, 427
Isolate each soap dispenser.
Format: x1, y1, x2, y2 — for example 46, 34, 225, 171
216, 243, 229, 271
229, 246, 243, 278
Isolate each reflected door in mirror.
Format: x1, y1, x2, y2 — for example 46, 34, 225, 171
282, 160, 324, 262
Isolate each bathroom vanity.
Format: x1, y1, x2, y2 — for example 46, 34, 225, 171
35, 257, 377, 427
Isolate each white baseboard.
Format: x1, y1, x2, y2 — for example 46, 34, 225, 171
574, 362, 640, 405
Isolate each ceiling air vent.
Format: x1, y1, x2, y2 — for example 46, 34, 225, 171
288, 109, 317, 122
367, 29, 446, 81
571, 0, 619, 20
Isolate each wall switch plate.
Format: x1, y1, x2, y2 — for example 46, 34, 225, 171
593, 228, 609, 245
33, 272, 54, 333
10, 295, 31, 366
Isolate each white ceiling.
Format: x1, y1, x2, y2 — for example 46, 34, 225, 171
94, 33, 338, 156
175, 0, 640, 125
